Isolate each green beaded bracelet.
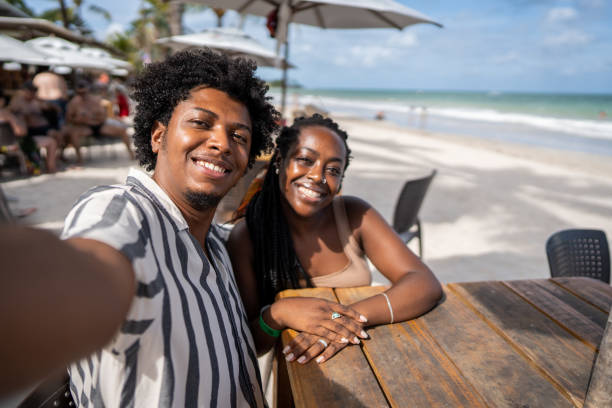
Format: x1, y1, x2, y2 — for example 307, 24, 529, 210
259, 305, 281, 338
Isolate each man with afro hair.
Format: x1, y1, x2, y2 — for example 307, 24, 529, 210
0, 49, 279, 406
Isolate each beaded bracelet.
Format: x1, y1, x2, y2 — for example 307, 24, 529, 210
259, 305, 281, 338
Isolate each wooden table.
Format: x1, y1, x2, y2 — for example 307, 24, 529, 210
276, 277, 612, 408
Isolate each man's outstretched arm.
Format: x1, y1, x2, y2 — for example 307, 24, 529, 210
0, 226, 135, 396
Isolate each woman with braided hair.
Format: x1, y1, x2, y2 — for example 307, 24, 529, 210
227, 114, 442, 365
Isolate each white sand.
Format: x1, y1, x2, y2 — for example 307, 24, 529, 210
2, 117, 612, 284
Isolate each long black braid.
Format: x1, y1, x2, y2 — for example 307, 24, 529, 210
246, 114, 352, 305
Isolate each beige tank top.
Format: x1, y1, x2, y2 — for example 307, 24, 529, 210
309, 197, 372, 288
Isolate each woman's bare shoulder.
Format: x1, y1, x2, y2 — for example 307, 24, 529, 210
227, 218, 253, 255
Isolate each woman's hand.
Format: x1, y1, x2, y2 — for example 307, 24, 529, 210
269, 297, 368, 344
282, 332, 349, 364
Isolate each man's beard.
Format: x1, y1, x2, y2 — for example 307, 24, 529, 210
184, 189, 222, 211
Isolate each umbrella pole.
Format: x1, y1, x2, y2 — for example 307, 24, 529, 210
280, 40, 289, 121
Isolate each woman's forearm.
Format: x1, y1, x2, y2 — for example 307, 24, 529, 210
350, 272, 443, 326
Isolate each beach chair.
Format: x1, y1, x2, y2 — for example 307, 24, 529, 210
546, 229, 610, 284
392, 169, 436, 258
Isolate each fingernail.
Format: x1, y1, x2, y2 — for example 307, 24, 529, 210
316, 356, 324, 364
285, 353, 294, 361
360, 330, 368, 338
282, 346, 290, 354
353, 336, 360, 344
340, 337, 348, 343
297, 356, 306, 364
360, 315, 368, 323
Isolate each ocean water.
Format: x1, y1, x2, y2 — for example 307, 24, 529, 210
271, 89, 612, 156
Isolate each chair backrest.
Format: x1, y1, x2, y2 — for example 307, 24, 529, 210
392, 169, 436, 234
0, 121, 17, 146
546, 229, 610, 284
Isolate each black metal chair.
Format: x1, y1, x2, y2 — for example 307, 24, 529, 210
392, 169, 436, 258
546, 229, 610, 284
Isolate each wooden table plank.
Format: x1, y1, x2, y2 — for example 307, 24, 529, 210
450, 281, 597, 406
552, 277, 612, 314
505, 279, 607, 349
418, 288, 575, 407
336, 287, 488, 408
276, 288, 389, 408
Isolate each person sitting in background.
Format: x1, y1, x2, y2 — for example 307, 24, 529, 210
0, 90, 27, 174
227, 114, 442, 365
33, 70, 68, 127
8, 81, 58, 173
114, 84, 130, 120
61, 80, 134, 163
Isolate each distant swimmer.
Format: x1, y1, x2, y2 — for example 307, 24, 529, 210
375, 111, 385, 120
598, 111, 607, 119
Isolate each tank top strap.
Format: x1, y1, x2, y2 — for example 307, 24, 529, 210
332, 197, 364, 258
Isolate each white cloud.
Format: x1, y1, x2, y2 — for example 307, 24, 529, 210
332, 45, 395, 68
546, 7, 578, 23
104, 22, 124, 39
387, 31, 418, 47
543, 29, 591, 47
350, 46, 393, 67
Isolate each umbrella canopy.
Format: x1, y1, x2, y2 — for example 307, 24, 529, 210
25, 36, 115, 71
156, 27, 293, 69
188, 0, 442, 114
191, 0, 442, 29
80, 47, 132, 70
0, 33, 52, 65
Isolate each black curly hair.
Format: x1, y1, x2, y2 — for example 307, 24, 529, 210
246, 114, 352, 305
130, 48, 280, 171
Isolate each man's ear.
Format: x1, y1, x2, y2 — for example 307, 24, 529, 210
151, 121, 166, 154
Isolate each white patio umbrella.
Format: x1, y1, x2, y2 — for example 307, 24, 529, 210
0, 34, 52, 65
80, 47, 132, 70
25, 37, 115, 71
156, 27, 293, 69
188, 0, 442, 114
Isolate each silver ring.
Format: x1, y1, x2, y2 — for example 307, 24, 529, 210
331, 312, 342, 320
318, 339, 328, 348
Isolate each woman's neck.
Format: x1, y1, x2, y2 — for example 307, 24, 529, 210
281, 198, 334, 238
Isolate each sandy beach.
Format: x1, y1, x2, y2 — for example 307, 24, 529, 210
3, 115, 612, 284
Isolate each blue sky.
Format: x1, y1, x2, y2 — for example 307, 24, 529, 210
30, 0, 612, 93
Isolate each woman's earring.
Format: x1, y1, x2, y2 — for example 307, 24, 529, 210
275, 167, 279, 175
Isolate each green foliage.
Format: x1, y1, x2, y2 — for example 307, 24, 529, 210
5, 0, 35, 16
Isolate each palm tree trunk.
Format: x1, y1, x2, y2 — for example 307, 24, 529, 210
168, 0, 183, 36
57, 0, 69, 28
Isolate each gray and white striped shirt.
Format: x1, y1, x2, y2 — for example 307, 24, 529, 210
61, 168, 265, 407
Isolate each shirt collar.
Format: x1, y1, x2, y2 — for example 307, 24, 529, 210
126, 168, 189, 231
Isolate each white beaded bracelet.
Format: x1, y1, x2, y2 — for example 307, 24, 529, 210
381, 292, 394, 324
